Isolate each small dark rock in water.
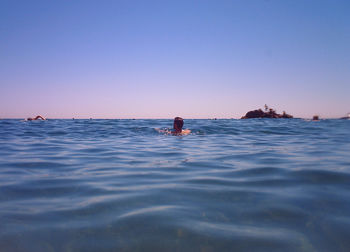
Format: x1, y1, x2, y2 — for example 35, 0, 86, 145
312, 115, 319, 121
241, 105, 293, 119
340, 113, 350, 120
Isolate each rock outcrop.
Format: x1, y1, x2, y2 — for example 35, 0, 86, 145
241, 105, 293, 119
340, 113, 350, 120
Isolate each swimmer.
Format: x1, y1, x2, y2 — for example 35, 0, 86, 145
26, 115, 46, 121
155, 117, 191, 135
172, 117, 191, 135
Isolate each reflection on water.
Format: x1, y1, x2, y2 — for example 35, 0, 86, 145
0, 119, 350, 251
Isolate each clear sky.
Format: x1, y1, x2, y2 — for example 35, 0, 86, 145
1, 0, 349, 119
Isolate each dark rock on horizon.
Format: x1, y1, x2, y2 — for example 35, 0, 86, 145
241, 106, 293, 119
340, 113, 350, 119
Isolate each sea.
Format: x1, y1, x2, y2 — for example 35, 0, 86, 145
0, 118, 349, 252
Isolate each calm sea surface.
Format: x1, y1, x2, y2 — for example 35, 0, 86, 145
0, 119, 350, 252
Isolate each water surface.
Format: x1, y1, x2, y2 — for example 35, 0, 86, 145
0, 119, 350, 251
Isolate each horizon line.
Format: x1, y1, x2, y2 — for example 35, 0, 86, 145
0, 116, 344, 120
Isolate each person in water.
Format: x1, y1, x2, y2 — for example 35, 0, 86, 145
155, 117, 191, 135
172, 117, 191, 135
27, 115, 46, 121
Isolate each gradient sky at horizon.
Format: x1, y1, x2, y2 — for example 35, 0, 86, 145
1, 0, 349, 119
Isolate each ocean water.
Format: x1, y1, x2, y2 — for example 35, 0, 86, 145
0, 119, 350, 252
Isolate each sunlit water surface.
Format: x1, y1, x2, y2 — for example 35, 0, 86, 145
0, 119, 350, 252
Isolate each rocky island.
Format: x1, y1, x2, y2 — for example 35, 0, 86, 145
340, 113, 350, 120
241, 105, 293, 119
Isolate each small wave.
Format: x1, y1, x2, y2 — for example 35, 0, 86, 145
119, 205, 180, 219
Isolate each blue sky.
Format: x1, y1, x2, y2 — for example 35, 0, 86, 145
1, 0, 349, 118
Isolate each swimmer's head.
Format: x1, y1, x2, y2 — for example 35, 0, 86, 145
173, 117, 184, 132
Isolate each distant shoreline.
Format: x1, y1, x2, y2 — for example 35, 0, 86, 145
0, 117, 348, 120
